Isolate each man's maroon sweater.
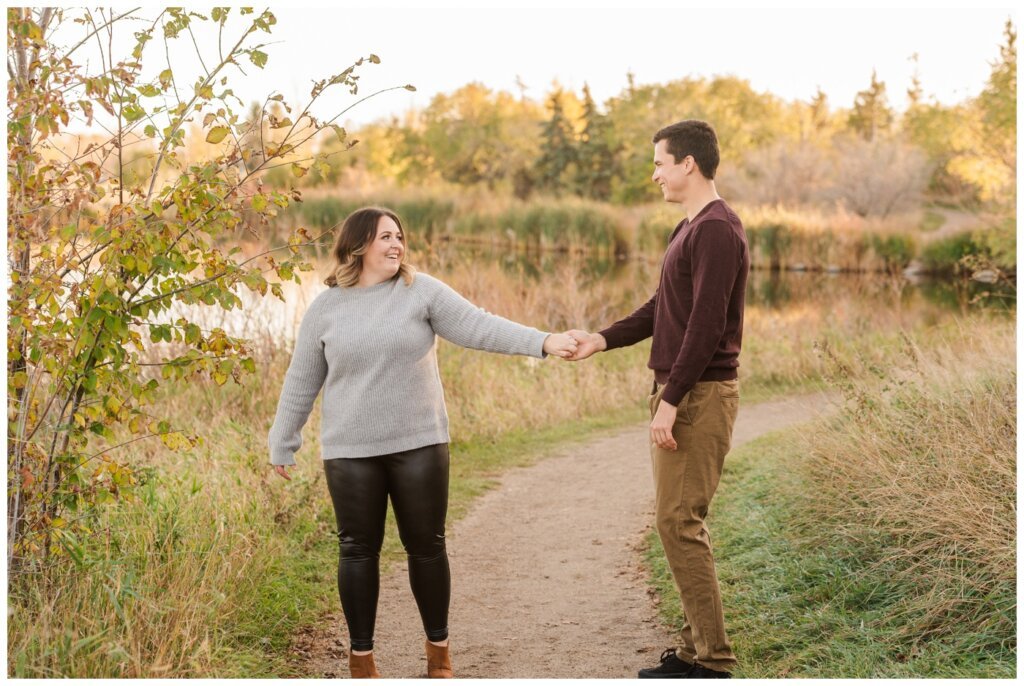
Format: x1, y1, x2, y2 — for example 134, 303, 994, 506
599, 199, 749, 407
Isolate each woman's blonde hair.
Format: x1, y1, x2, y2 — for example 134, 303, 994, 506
324, 206, 416, 288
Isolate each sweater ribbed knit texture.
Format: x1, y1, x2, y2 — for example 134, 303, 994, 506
268, 273, 549, 465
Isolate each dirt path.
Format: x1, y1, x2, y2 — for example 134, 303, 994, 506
292, 392, 834, 678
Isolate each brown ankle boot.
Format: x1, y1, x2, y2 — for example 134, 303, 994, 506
425, 640, 453, 678
349, 651, 380, 678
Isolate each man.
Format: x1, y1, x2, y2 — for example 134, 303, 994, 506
568, 120, 749, 679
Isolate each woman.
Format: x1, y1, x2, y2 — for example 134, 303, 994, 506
268, 207, 577, 678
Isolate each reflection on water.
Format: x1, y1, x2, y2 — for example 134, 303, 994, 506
163, 245, 1014, 346
426, 242, 1015, 314
745, 269, 1016, 313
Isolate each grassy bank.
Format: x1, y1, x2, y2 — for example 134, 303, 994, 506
645, 316, 1015, 677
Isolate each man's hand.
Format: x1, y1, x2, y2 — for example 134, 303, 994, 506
565, 330, 606, 361
650, 400, 678, 450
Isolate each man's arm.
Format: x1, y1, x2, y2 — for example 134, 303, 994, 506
565, 290, 657, 361
599, 290, 657, 350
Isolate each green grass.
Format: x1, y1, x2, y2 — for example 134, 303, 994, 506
644, 430, 1015, 678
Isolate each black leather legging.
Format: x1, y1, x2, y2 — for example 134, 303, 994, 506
323, 443, 451, 651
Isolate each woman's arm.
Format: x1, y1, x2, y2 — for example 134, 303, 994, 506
267, 298, 329, 466
419, 274, 554, 358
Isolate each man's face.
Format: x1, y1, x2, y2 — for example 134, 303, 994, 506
651, 139, 691, 203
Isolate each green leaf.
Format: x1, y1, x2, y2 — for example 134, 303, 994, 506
158, 69, 173, 89
137, 84, 161, 97
206, 126, 230, 144
123, 103, 145, 122
249, 49, 268, 69
251, 194, 267, 212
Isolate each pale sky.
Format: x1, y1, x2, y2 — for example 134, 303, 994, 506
240, 5, 1015, 126
46, 4, 1017, 130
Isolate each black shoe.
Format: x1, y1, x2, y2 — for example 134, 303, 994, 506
686, 663, 731, 679
638, 648, 695, 678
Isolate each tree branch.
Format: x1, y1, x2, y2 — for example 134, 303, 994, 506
133, 230, 336, 310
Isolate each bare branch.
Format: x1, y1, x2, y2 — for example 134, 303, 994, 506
186, 23, 211, 77
58, 7, 142, 64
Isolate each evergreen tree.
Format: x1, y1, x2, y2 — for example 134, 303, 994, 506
978, 19, 1016, 169
573, 83, 618, 200
847, 69, 894, 141
906, 53, 923, 107
534, 89, 577, 195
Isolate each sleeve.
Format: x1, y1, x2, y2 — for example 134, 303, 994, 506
420, 275, 548, 358
267, 299, 329, 466
661, 222, 741, 407
597, 290, 657, 350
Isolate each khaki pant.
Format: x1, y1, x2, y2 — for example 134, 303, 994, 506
648, 379, 740, 673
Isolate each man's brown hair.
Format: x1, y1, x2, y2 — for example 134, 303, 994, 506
652, 120, 720, 180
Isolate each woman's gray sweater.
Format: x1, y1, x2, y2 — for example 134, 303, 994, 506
268, 273, 549, 465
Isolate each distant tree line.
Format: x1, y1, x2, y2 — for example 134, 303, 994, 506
276, 20, 1015, 217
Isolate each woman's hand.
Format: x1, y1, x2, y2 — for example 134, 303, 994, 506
273, 465, 292, 480
543, 332, 579, 358
564, 330, 606, 361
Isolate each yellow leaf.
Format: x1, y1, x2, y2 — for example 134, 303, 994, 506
206, 126, 230, 144
129, 415, 144, 434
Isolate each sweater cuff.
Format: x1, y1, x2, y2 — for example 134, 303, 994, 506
537, 331, 549, 358
597, 327, 626, 351
270, 449, 297, 467
660, 381, 689, 408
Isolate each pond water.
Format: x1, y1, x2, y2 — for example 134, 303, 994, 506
163, 244, 1014, 347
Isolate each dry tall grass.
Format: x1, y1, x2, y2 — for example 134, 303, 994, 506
800, 317, 1016, 647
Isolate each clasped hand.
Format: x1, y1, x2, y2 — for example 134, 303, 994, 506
543, 329, 607, 360
555, 328, 678, 450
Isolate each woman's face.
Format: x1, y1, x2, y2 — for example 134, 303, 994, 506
361, 215, 405, 282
